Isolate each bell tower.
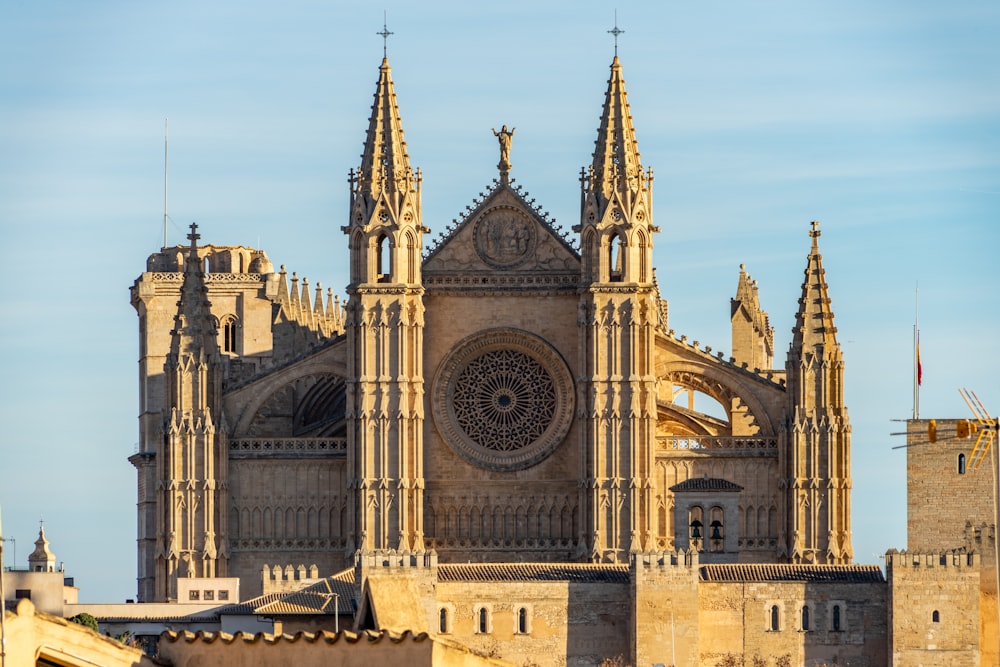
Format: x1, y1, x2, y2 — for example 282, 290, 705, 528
784, 222, 852, 563
577, 56, 659, 561
156, 223, 229, 600
344, 56, 427, 553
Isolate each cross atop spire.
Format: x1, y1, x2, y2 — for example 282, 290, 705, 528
377, 11, 394, 59
187, 222, 200, 247
810, 220, 821, 238
607, 11, 625, 57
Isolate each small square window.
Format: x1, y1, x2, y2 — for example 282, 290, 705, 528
189, 590, 200, 601
204, 590, 215, 600
15, 590, 31, 600
219, 590, 230, 601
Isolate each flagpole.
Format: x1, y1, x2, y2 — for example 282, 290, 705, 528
1, 503, 7, 667
913, 286, 920, 420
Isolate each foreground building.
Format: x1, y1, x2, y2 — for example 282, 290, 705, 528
109, 51, 994, 666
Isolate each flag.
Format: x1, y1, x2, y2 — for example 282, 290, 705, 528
917, 333, 922, 386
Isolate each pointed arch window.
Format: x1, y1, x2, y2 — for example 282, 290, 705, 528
220, 315, 239, 354
800, 605, 810, 631
376, 233, 392, 282
932, 610, 940, 623
709, 506, 725, 552
688, 505, 704, 550
608, 233, 624, 282
958, 453, 967, 475
832, 603, 842, 631
769, 604, 780, 631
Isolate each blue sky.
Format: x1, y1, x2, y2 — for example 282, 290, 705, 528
1, 2, 997, 603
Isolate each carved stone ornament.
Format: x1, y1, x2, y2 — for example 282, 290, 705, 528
473, 206, 537, 269
432, 328, 574, 471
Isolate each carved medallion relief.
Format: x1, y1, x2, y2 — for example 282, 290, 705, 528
473, 206, 536, 269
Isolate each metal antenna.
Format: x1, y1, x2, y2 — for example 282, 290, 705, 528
377, 11, 394, 58
163, 117, 169, 249
608, 10, 624, 57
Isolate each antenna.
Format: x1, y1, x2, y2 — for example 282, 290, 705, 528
163, 117, 169, 249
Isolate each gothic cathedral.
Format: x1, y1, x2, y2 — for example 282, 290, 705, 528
130, 55, 851, 603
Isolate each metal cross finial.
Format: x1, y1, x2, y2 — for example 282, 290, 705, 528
188, 222, 200, 245
377, 11, 394, 58
608, 10, 624, 57
810, 220, 821, 238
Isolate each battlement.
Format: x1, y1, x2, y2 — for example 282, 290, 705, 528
261, 563, 322, 595
355, 549, 438, 569
632, 549, 699, 569
885, 549, 981, 570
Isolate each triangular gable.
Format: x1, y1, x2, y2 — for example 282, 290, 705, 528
424, 179, 579, 275
353, 573, 430, 634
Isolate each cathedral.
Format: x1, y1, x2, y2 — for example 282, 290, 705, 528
120, 53, 987, 666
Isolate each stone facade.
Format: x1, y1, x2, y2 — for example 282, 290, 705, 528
130, 54, 854, 604
114, 52, 988, 666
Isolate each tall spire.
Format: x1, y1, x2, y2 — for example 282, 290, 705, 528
785, 221, 852, 564
589, 56, 647, 209
790, 221, 839, 353
353, 57, 417, 225
170, 223, 219, 358
578, 56, 656, 286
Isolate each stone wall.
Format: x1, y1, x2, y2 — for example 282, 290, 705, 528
632, 551, 701, 667
906, 419, 994, 552
157, 628, 512, 667
698, 580, 887, 667
887, 550, 982, 667
435, 577, 630, 667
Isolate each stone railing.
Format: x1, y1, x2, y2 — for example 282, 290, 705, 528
229, 438, 347, 458
656, 436, 778, 456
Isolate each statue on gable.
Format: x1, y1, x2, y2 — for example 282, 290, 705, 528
493, 125, 516, 175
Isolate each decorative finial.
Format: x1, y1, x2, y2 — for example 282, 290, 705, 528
492, 124, 516, 182
377, 11, 394, 59
187, 222, 200, 247
608, 10, 625, 57
809, 220, 821, 238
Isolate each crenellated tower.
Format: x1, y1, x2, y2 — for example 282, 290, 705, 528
344, 57, 427, 554
576, 57, 659, 561
156, 223, 229, 600
784, 222, 852, 563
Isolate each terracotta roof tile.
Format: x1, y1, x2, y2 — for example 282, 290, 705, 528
700, 563, 885, 583
438, 563, 629, 583
670, 477, 744, 492
254, 575, 355, 616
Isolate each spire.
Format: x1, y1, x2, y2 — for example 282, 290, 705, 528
790, 221, 839, 353
353, 57, 416, 223
732, 264, 774, 370
28, 522, 57, 572
578, 56, 656, 285
170, 224, 219, 357
590, 56, 647, 207
785, 221, 851, 564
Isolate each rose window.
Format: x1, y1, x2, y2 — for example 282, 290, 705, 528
452, 350, 556, 452
432, 329, 574, 471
